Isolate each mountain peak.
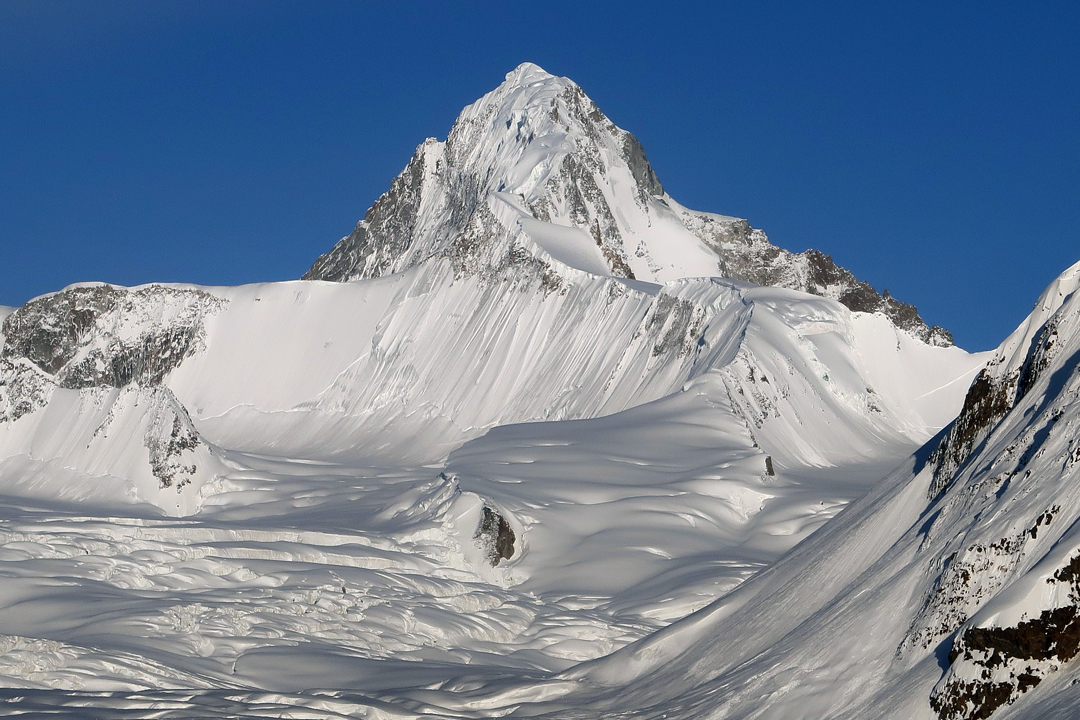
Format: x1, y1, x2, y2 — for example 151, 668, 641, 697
501, 61, 556, 87
304, 66, 952, 345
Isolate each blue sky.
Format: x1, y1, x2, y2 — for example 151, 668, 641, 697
1, 1, 1077, 350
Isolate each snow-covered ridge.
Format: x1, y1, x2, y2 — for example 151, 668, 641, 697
0, 63, 1007, 717
449, 257, 1080, 720
2, 264, 979, 519
305, 62, 952, 346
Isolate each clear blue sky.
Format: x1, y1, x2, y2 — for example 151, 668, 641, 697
2, 1, 1077, 350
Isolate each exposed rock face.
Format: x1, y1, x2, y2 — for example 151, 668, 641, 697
1, 285, 226, 392
931, 553, 1080, 720
679, 216, 952, 345
928, 266, 1076, 498
474, 506, 516, 566
304, 63, 950, 346
146, 400, 202, 491
0, 357, 52, 422
900, 520, 1047, 657
928, 365, 1019, 498
911, 260, 1080, 719
305, 142, 431, 283
0, 285, 227, 502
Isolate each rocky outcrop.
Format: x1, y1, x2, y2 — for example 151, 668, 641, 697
474, 506, 516, 566
931, 552, 1080, 720
304, 141, 432, 283
681, 211, 952, 345
928, 365, 1019, 498
0, 284, 228, 508
1, 285, 225, 392
928, 277, 1074, 498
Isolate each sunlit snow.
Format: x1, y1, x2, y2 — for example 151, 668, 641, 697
10, 63, 1068, 720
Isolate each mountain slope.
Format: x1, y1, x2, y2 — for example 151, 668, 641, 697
385, 257, 1078, 720
305, 63, 952, 346
0, 64, 998, 717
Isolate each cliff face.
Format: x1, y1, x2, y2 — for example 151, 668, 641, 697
305, 63, 951, 346
0, 284, 230, 514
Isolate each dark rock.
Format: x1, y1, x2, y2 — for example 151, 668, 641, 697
149, 412, 201, 491
2, 286, 120, 376
929, 367, 1019, 498
804, 250, 952, 347
962, 606, 1080, 664
620, 131, 663, 201
931, 552, 1080, 720
1017, 317, 1060, 401
1, 286, 223, 393
932, 605, 1080, 720
680, 216, 952, 346
931, 679, 1015, 720
475, 506, 516, 566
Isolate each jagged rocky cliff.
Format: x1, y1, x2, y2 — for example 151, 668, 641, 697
0, 284, 230, 513
305, 63, 951, 346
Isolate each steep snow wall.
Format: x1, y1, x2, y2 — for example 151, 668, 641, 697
1, 267, 981, 516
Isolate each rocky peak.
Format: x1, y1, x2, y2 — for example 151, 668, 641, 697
305, 63, 952, 346
305, 62, 670, 284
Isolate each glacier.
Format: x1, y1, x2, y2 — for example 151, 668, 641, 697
2, 63, 1074, 719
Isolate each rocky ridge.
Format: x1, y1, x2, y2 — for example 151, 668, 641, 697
0, 284, 228, 509
305, 63, 951, 346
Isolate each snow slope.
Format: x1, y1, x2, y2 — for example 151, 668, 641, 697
0, 63, 1003, 717
0, 269, 984, 715
350, 257, 1080, 720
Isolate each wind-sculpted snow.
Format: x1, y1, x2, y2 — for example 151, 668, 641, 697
305, 63, 950, 345
0, 267, 984, 715
0, 63, 1007, 718
4, 259, 974, 521
164, 270, 973, 479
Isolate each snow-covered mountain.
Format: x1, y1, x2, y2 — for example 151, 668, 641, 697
306, 63, 953, 346
1, 63, 1056, 719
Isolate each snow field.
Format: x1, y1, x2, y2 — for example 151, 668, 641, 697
0, 61, 1014, 719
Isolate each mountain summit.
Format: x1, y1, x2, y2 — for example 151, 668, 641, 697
306, 62, 952, 346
